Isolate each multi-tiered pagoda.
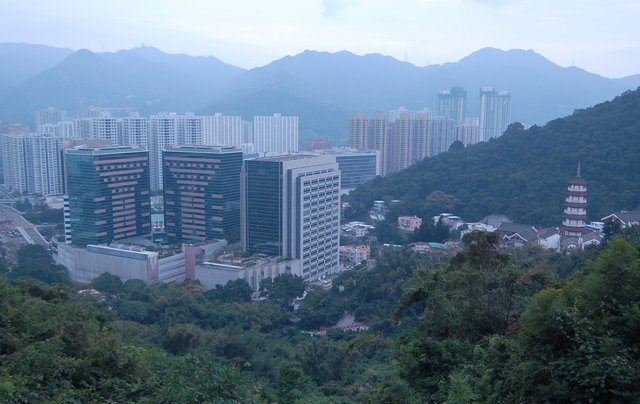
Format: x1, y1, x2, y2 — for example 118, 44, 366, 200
560, 163, 589, 249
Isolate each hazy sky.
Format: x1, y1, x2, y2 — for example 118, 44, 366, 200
1, 0, 638, 78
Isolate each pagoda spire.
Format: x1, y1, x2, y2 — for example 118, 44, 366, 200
577, 162, 581, 178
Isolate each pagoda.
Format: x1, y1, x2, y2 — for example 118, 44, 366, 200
560, 163, 588, 248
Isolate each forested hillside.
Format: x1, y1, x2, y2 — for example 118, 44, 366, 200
2, 226, 639, 402
346, 87, 640, 226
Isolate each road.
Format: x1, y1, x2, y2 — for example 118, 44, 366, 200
0, 204, 48, 246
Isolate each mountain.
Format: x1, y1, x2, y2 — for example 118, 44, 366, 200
0, 45, 245, 124
345, 87, 640, 226
206, 47, 640, 143
1, 43, 639, 145
0, 43, 73, 89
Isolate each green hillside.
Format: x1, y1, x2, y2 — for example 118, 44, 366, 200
346, 87, 640, 226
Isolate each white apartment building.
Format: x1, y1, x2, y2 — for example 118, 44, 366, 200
0, 134, 64, 195
90, 116, 119, 144
202, 113, 243, 147
119, 113, 149, 148
253, 113, 299, 154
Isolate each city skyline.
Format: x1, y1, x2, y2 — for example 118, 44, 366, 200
1, 1, 638, 78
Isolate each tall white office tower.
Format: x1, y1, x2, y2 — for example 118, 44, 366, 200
253, 114, 299, 154
479, 86, 512, 141
438, 87, 467, 124
241, 155, 341, 281
202, 113, 243, 147
149, 113, 178, 191
119, 113, 149, 148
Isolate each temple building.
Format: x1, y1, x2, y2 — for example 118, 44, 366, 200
560, 163, 601, 250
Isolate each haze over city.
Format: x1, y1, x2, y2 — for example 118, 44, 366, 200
1, 0, 639, 78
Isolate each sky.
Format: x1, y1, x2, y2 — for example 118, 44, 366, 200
1, 0, 639, 78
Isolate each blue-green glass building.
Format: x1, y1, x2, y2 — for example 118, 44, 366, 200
65, 146, 151, 247
163, 145, 242, 245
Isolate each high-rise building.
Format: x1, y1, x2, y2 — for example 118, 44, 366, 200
454, 118, 480, 147
91, 117, 119, 144
73, 118, 92, 139
163, 145, 243, 244
35, 107, 67, 131
389, 111, 412, 173
348, 112, 367, 150
253, 114, 299, 154
24, 135, 65, 196
0, 134, 28, 193
428, 116, 456, 156
241, 155, 341, 281
149, 113, 179, 191
119, 113, 148, 148
438, 87, 467, 124
333, 151, 378, 189
177, 113, 203, 145
64, 146, 151, 247
202, 113, 243, 147
0, 133, 64, 196
479, 86, 511, 141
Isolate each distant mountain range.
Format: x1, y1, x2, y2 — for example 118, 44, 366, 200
1, 42, 639, 145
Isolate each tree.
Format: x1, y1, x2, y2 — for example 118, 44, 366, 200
509, 238, 640, 402
276, 362, 310, 403
89, 272, 124, 294
260, 273, 305, 308
10, 245, 69, 284
204, 279, 253, 303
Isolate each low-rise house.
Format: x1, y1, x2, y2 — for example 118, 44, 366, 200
434, 213, 465, 230
398, 215, 422, 231
340, 245, 371, 265
537, 227, 560, 250
601, 210, 640, 228
496, 222, 538, 248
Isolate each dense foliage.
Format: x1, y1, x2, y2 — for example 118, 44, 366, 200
1, 231, 639, 401
346, 88, 640, 226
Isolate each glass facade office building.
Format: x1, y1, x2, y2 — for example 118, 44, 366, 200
65, 146, 151, 247
241, 155, 341, 281
163, 145, 242, 244
334, 152, 377, 189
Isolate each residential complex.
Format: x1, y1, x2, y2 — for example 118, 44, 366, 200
349, 85, 511, 175
0, 133, 64, 196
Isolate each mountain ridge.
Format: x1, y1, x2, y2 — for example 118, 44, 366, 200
1, 43, 640, 145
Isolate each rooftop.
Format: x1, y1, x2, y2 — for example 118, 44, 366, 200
66, 145, 144, 155
255, 154, 319, 162
166, 145, 241, 154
